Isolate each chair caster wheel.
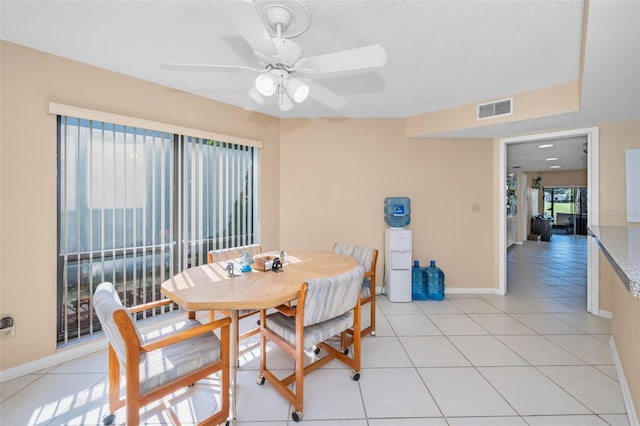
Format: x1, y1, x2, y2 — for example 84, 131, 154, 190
343, 348, 349, 356
313, 346, 320, 355
352, 371, 360, 381
256, 376, 265, 386
292, 411, 303, 422
103, 413, 115, 425
371, 331, 376, 336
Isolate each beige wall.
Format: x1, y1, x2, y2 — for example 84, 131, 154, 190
0, 41, 281, 369
596, 119, 640, 416
597, 120, 640, 312
279, 119, 496, 289
600, 251, 640, 417
599, 120, 640, 226
531, 168, 588, 188
405, 81, 581, 137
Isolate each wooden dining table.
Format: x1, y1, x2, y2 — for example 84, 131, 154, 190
160, 250, 359, 423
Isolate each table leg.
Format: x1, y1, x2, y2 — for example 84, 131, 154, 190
229, 309, 238, 424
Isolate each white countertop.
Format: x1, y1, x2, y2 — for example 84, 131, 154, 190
589, 225, 640, 298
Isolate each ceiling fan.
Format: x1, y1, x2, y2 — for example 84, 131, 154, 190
160, 0, 387, 112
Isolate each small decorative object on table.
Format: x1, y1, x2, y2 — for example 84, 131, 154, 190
254, 254, 277, 271
224, 262, 236, 277
239, 252, 254, 272
271, 257, 283, 272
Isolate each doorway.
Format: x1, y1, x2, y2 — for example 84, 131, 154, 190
498, 127, 600, 315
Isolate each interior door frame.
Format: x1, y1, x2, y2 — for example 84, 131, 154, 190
498, 127, 601, 315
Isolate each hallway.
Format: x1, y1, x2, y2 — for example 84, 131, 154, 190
508, 234, 588, 302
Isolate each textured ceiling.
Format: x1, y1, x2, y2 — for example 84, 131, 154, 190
1, 0, 584, 119
1, 0, 638, 172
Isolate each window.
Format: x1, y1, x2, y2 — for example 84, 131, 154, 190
57, 114, 259, 344
543, 187, 587, 235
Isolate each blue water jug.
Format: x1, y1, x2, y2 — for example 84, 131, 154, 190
384, 197, 411, 228
424, 260, 445, 300
411, 260, 427, 300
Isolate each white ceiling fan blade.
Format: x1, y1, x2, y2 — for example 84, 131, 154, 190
307, 81, 348, 110
295, 44, 387, 75
160, 62, 263, 73
221, 0, 279, 62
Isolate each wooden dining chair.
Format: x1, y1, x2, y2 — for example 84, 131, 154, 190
332, 243, 379, 347
208, 244, 263, 360
257, 265, 365, 422
93, 282, 230, 426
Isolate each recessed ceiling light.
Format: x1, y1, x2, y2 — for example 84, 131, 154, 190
545, 157, 559, 161
550, 165, 561, 169
538, 144, 554, 148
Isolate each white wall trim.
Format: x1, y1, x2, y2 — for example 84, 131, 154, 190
609, 337, 639, 426
598, 309, 613, 319
0, 339, 107, 383
48, 101, 264, 148
499, 127, 600, 311
0, 312, 186, 383
587, 127, 601, 315
445, 287, 501, 295
499, 140, 507, 295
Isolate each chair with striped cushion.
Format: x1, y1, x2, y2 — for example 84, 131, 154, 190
332, 243, 379, 346
93, 282, 230, 426
257, 265, 365, 422
207, 244, 262, 361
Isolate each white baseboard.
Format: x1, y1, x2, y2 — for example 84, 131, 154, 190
0, 311, 186, 383
609, 336, 639, 426
445, 287, 501, 295
598, 309, 613, 319
0, 338, 107, 383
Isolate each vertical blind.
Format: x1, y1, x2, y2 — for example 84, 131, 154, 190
179, 137, 259, 270
57, 115, 260, 344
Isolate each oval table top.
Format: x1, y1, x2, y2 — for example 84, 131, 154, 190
161, 250, 359, 310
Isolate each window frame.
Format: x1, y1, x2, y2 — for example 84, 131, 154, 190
52, 103, 262, 344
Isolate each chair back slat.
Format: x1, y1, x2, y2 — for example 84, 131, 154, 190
208, 244, 262, 263
94, 282, 142, 364
303, 265, 365, 326
333, 243, 376, 272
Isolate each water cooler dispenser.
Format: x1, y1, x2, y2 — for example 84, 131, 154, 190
384, 197, 412, 302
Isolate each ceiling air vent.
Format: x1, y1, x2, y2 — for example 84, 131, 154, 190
477, 98, 513, 120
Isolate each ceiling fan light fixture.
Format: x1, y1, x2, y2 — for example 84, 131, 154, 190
255, 73, 277, 96
248, 86, 267, 105
286, 78, 309, 103
279, 92, 295, 111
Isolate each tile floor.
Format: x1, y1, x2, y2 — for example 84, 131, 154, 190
0, 235, 630, 425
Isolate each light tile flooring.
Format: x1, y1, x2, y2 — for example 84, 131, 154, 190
0, 235, 630, 425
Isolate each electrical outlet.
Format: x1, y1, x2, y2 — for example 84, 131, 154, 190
472, 203, 480, 213
1, 326, 15, 338
0, 316, 15, 338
